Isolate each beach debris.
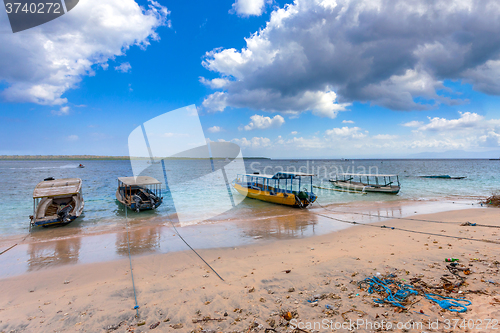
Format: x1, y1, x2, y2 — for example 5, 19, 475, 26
192, 316, 226, 323
106, 320, 125, 332
359, 275, 417, 309
490, 297, 500, 306
149, 321, 160, 329
137, 320, 146, 326
248, 287, 255, 293
284, 270, 291, 273
445, 258, 459, 262
341, 308, 366, 321
163, 317, 170, 322
279, 309, 297, 321
260, 297, 266, 303
63, 280, 70, 284
424, 294, 471, 312
170, 323, 183, 329
288, 287, 295, 292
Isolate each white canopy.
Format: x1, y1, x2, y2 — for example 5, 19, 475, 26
33, 178, 82, 198
118, 176, 162, 186
337, 173, 398, 177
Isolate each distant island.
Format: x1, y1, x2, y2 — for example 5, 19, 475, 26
0, 155, 270, 160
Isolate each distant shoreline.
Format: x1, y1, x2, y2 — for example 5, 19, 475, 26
0, 155, 271, 161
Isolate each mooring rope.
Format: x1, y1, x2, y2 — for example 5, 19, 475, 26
314, 201, 500, 228
124, 205, 140, 317
160, 160, 225, 282
311, 210, 500, 245
0, 233, 30, 256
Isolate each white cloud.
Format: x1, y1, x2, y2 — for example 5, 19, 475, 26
325, 126, 367, 139
67, 135, 79, 141
402, 120, 424, 127
243, 114, 285, 130
203, 0, 500, 113
115, 62, 132, 73
199, 77, 230, 89
207, 126, 222, 133
418, 112, 484, 131
373, 134, 398, 140
342, 120, 354, 124
231, 0, 268, 17
202, 91, 227, 112
232, 137, 271, 148
51, 106, 70, 116
0, 0, 169, 105
291, 131, 298, 135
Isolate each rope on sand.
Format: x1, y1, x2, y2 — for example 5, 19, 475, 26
424, 294, 471, 313
0, 233, 30, 256
160, 160, 225, 282
310, 210, 500, 245
359, 276, 418, 308
315, 201, 500, 229
124, 205, 140, 317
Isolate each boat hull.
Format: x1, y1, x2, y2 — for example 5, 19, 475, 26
115, 189, 162, 211
32, 196, 85, 227
233, 183, 315, 207
330, 180, 400, 194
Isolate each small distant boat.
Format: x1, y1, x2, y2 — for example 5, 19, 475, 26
329, 173, 400, 194
116, 176, 163, 212
420, 175, 466, 179
30, 178, 85, 228
233, 172, 317, 208
78, 164, 85, 168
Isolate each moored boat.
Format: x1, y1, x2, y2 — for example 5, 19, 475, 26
233, 172, 317, 208
420, 175, 466, 179
30, 178, 85, 228
329, 173, 400, 194
116, 176, 163, 212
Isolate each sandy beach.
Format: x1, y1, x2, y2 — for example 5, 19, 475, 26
0, 206, 499, 332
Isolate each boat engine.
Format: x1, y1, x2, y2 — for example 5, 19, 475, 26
133, 194, 142, 212
57, 204, 73, 223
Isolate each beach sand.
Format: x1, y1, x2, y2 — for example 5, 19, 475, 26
0, 207, 499, 332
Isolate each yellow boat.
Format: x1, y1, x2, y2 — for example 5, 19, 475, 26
233, 172, 317, 208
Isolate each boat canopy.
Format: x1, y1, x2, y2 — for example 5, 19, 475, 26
337, 173, 398, 177
241, 172, 315, 179
33, 178, 82, 199
118, 176, 162, 186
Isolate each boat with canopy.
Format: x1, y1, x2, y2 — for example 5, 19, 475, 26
329, 173, 401, 194
116, 176, 163, 212
30, 178, 85, 228
233, 172, 317, 208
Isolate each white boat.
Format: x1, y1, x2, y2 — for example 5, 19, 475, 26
30, 178, 85, 228
329, 173, 400, 194
116, 176, 163, 212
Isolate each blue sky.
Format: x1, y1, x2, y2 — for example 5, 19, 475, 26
2, 0, 500, 158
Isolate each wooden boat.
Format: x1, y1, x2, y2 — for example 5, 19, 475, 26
116, 176, 163, 212
329, 173, 400, 194
420, 175, 466, 179
233, 172, 317, 208
30, 178, 84, 228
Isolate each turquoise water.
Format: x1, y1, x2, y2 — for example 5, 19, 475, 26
0, 159, 498, 237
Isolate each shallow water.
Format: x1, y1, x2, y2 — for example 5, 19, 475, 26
0, 158, 497, 237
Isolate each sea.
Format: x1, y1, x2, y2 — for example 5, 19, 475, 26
0, 158, 497, 238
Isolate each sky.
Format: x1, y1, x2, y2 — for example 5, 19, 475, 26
2, 0, 500, 158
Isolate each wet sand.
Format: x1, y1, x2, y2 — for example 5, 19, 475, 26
0, 205, 499, 332
0, 199, 479, 279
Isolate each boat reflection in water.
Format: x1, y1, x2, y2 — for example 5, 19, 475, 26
115, 224, 162, 256
27, 232, 82, 271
